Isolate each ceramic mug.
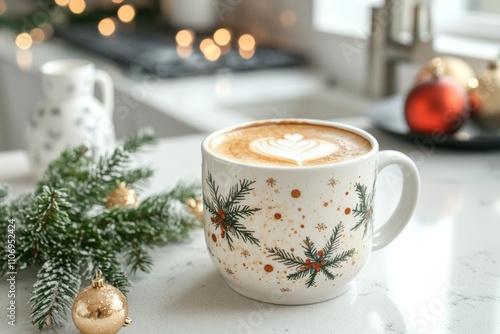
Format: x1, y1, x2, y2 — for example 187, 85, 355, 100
201, 119, 419, 304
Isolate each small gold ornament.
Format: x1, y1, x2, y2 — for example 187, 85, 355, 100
72, 270, 132, 334
417, 56, 475, 89
469, 59, 500, 130
185, 197, 204, 223
106, 181, 140, 209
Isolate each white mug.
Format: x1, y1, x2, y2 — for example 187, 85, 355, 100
202, 119, 420, 304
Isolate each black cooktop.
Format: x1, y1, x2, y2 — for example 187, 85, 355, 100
55, 23, 304, 78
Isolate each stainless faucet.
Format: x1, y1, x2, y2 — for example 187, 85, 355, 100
367, 0, 433, 97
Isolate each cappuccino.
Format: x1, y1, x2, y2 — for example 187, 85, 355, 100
208, 120, 372, 166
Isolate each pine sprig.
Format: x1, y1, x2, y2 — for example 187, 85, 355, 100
322, 222, 344, 259
0, 129, 201, 331
204, 172, 261, 250
351, 182, 375, 237
30, 258, 81, 331
16, 187, 74, 270
0, 183, 9, 202
267, 223, 355, 288
125, 243, 154, 274
122, 128, 156, 152
83, 244, 131, 294
303, 237, 318, 261
39, 129, 157, 219
266, 247, 304, 268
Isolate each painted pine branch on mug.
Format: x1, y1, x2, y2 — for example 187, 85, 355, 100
267, 222, 355, 288
203, 172, 261, 250
351, 182, 375, 238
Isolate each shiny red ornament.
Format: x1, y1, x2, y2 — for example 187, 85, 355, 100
405, 68, 469, 135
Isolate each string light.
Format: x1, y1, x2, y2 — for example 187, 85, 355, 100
199, 38, 214, 53
30, 28, 46, 44
15, 33, 33, 50
204, 44, 221, 62
238, 34, 255, 52
213, 28, 231, 46
0, 0, 8, 14
279, 10, 297, 28
199, 39, 221, 61
68, 0, 86, 14
175, 30, 194, 47
98, 18, 116, 37
237, 34, 256, 60
54, 0, 70, 6
40, 23, 54, 40
117, 4, 135, 23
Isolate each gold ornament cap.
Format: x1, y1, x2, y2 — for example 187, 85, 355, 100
430, 57, 444, 78
106, 181, 140, 209
92, 269, 105, 288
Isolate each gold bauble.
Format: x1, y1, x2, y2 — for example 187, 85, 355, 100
72, 270, 131, 334
469, 59, 500, 130
185, 197, 204, 223
417, 56, 475, 89
106, 182, 140, 209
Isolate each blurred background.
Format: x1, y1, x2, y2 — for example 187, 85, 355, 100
0, 0, 499, 151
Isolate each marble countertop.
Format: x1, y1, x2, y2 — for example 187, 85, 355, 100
0, 120, 499, 334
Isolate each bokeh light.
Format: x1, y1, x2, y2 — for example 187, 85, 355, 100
280, 10, 297, 28
30, 28, 45, 44
112, 0, 124, 3
55, 0, 70, 6
199, 38, 214, 53
176, 29, 194, 47
40, 23, 54, 40
213, 28, 231, 46
15, 33, 33, 50
238, 34, 256, 52
68, 0, 86, 14
468, 77, 479, 89
0, 0, 6, 15
204, 44, 221, 62
117, 4, 135, 23
98, 18, 116, 37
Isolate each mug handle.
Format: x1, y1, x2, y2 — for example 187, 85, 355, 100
372, 150, 420, 251
95, 69, 114, 118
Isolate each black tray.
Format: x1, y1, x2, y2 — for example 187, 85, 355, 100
365, 95, 500, 150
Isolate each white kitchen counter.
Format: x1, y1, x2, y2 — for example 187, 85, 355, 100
0, 120, 499, 334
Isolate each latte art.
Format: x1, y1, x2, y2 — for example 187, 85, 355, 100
250, 134, 338, 165
208, 121, 372, 166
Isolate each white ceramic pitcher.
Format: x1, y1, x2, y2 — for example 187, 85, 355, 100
25, 59, 115, 179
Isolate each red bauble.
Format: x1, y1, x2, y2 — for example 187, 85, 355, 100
405, 73, 469, 134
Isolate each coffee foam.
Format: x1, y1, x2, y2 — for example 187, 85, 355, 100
208, 121, 372, 166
